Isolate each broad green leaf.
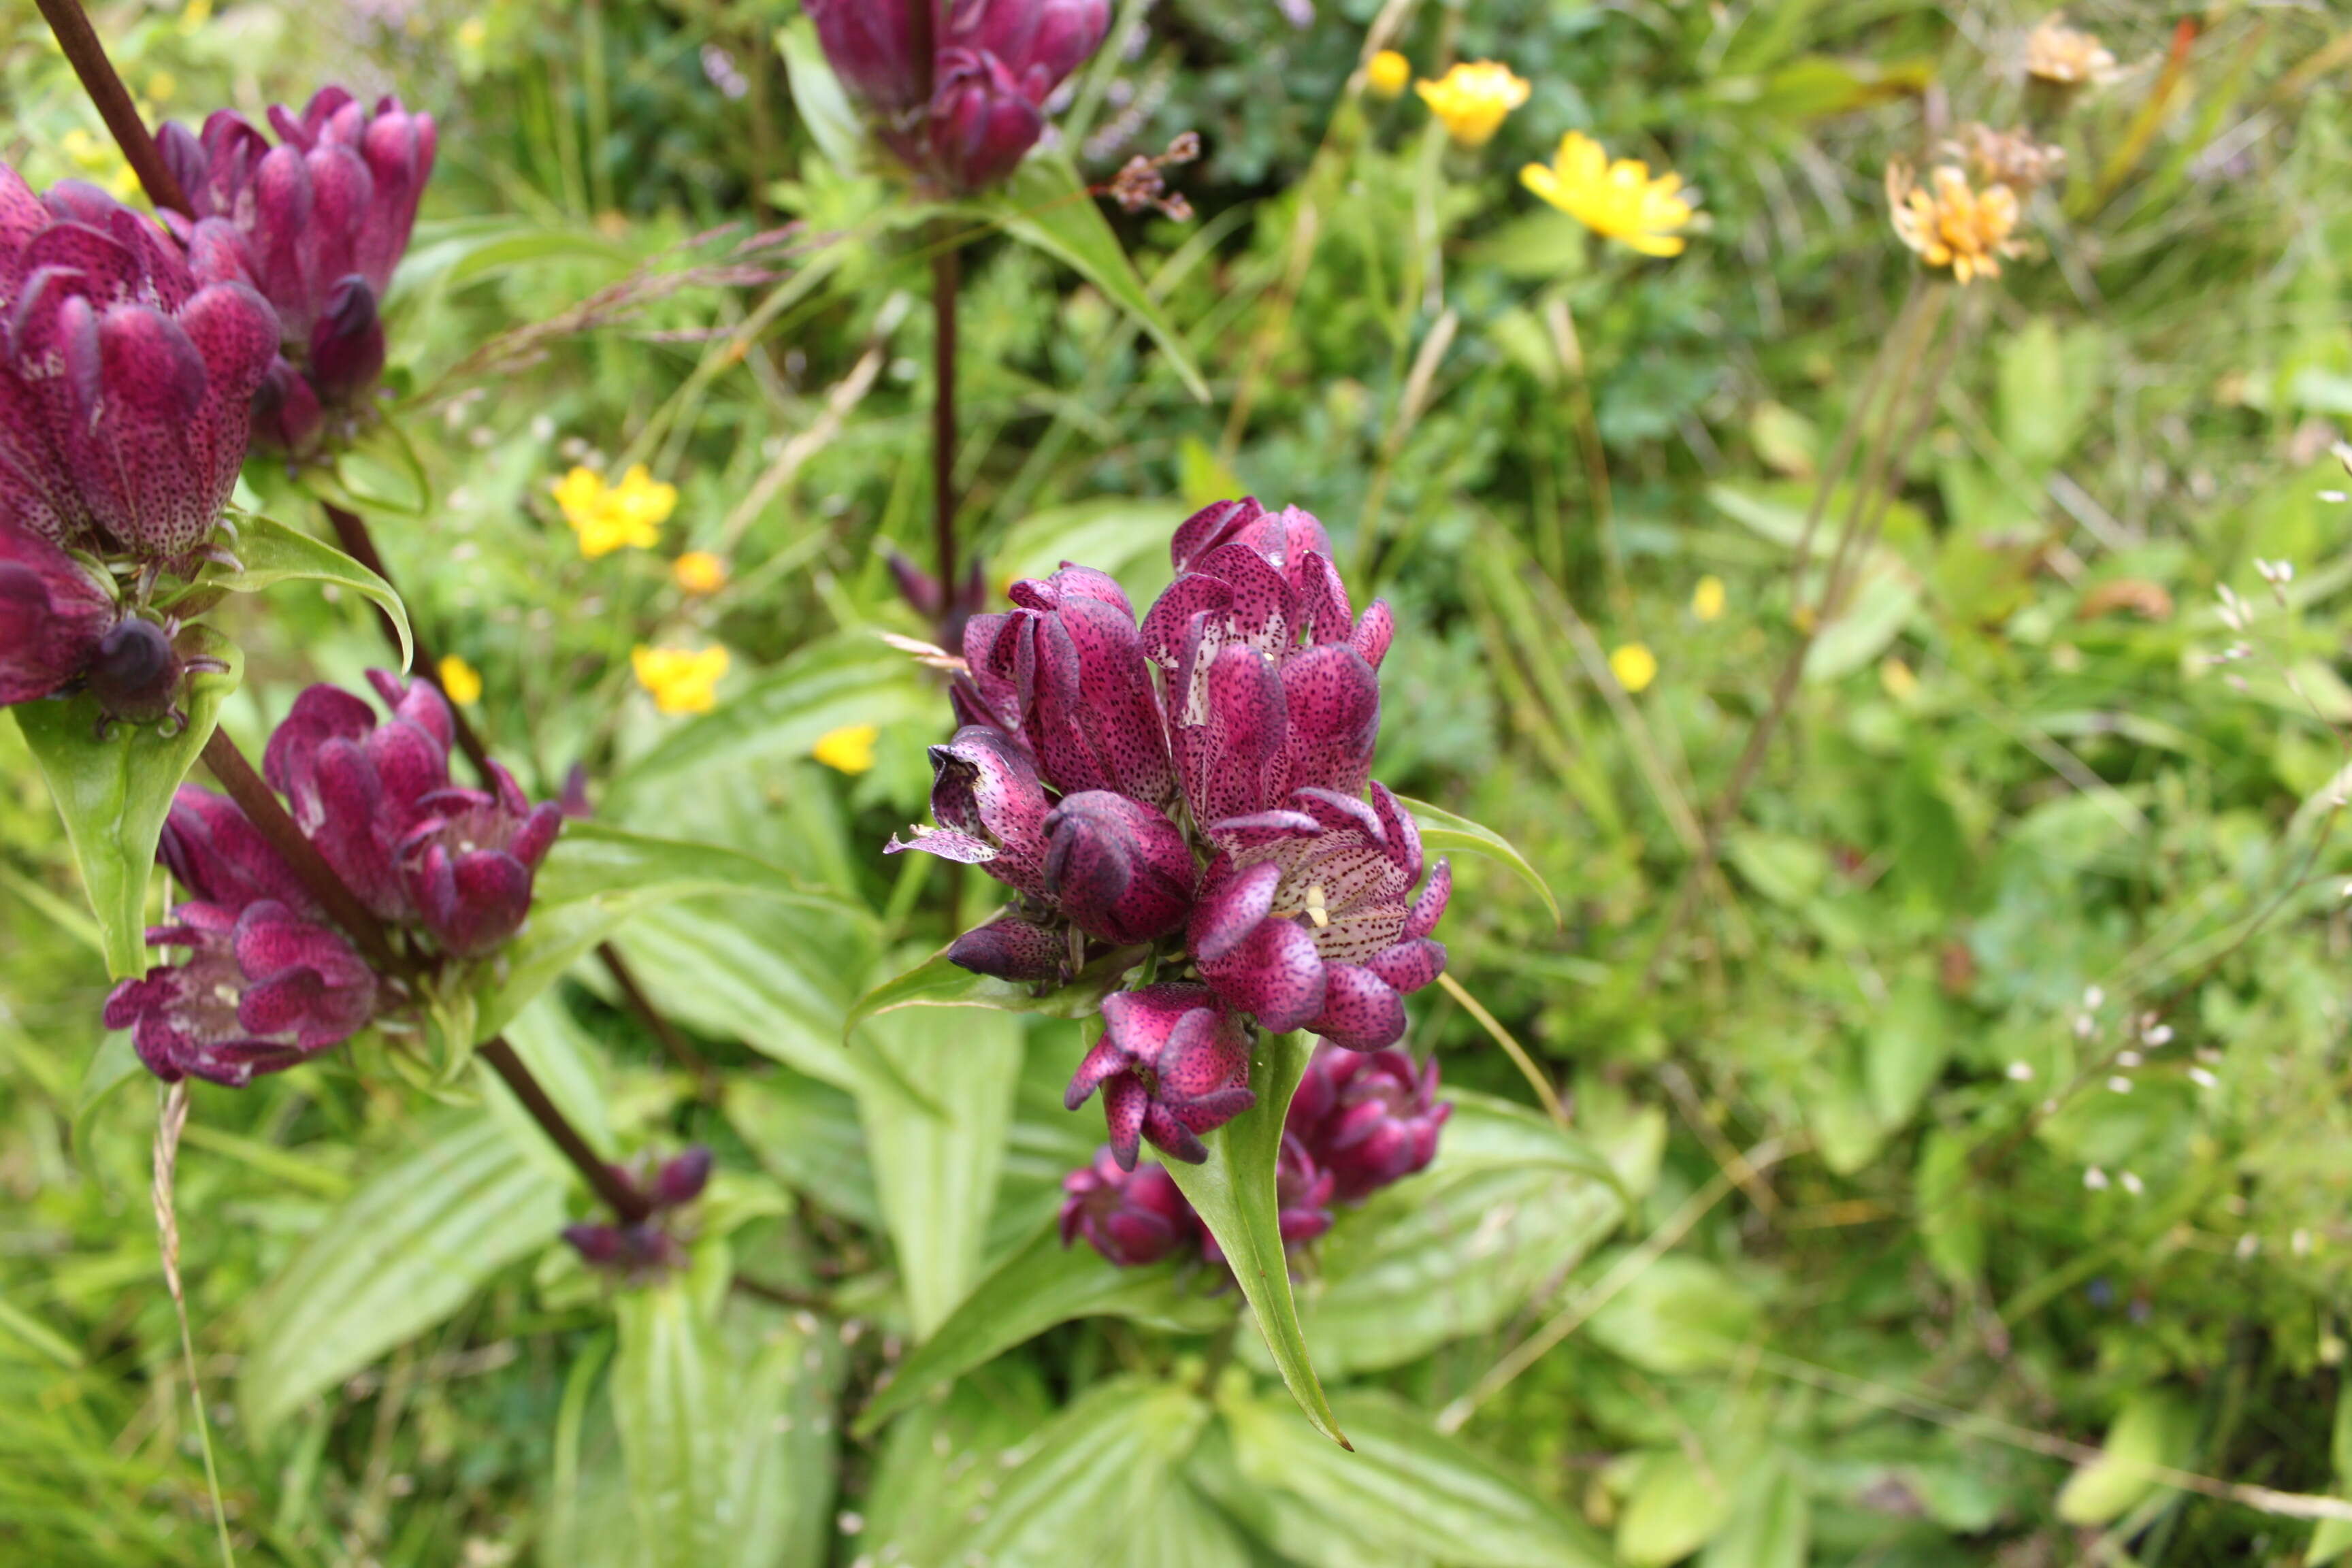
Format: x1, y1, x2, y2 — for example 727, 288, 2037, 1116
844, 940, 1145, 1041
774, 19, 870, 178
206, 510, 412, 670
613, 900, 875, 1094
476, 823, 853, 1046
982, 157, 1212, 405
857, 1006, 1022, 1337
1162, 1029, 1346, 1448
724, 1070, 882, 1228
1276, 1092, 1624, 1377
717, 1297, 848, 1568
1188, 1418, 1433, 1568
855, 1218, 1230, 1435
947, 1377, 1211, 1567
240, 1114, 566, 1433
861, 1365, 1056, 1565
611, 637, 932, 806
2055, 1390, 2198, 1526
1617, 1448, 1735, 1566
1700, 1460, 1810, 1568
1223, 1386, 1608, 1568
13, 632, 241, 978
1585, 1254, 1762, 1374
1392, 794, 1561, 926
611, 1281, 729, 1568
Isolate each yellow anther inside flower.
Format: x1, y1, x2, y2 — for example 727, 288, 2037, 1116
1367, 50, 1411, 100
438, 654, 484, 706
632, 644, 729, 715
813, 723, 880, 775
1304, 883, 1331, 929
1416, 61, 1530, 148
1888, 164, 2023, 285
555, 464, 677, 558
1520, 131, 1695, 258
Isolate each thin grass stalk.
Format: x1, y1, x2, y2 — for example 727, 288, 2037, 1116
932, 223, 964, 595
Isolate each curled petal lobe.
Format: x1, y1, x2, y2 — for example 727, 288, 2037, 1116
1189, 858, 1281, 965
1306, 963, 1407, 1053
1405, 858, 1451, 943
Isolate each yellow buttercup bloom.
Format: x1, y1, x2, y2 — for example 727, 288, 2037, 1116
632, 645, 729, 715
1888, 163, 2023, 284
1608, 642, 1659, 694
1367, 50, 1411, 100
673, 551, 729, 595
1691, 576, 1726, 622
437, 654, 484, 706
554, 464, 677, 558
1416, 62, 1529, 148
813, 723, 881, 775
1521, 132, 1694, 258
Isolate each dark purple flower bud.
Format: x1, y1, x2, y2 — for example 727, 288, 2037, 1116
561, 1222, 625, 1265
1199, 1132, 1334, 1267
265, 676, 457, 920
0, 519, 112, 706
249, 355, 325, 459
559, 761, 595, 819
885, 543, 946, 620
305, 276, 385, 408
159, 786, 321, 916
885, 725, 1056, 899
1064, 983, 1255, 1169
562, 1220, 686, 1277
1042, 790, 1196, 945
945, 909, 1068, 981
82, 616, 184, 726
805, 0, 932, 114
1058, 1146, 1199, 1266
945, 0, 1112, 103
103, 898, 377, 1087
1288, 1043, 1450, 1203
396, 759, 565, 958
0, 164, 279, 568
926, 48, 1045, 195
964, 565, 1173, 804
1189, 783, 1448, 1047
653, 1146, 715, 1208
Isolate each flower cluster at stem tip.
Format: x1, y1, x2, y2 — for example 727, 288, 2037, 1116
888, 498, 1453, 1175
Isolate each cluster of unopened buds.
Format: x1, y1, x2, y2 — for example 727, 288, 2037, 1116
1105, 133, 1202, 223
808, 0, 1113, 195
1058, 1043, 1450, 1268
103, 672, 563, 1086
0, 87, 434, 733
889, 497, 1452, 1175
562, 1148, 715, 1279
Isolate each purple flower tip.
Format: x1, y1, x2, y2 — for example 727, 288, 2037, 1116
1066, 983, 1256, 1169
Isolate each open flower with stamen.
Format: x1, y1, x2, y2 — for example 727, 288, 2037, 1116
1888, 163, 2023, 284
0, 165, 278, 570
1064, 983, 1256, 1169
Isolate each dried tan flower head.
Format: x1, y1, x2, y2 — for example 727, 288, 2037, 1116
2025, 14, 2119, 86
1887, 163, 2025, 284
1946, 124, 2066, 195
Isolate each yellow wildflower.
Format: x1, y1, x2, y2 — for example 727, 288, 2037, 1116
1521, 131, 1694, 258
1880, 657, 1920, 701
1367, 50, 1412, 100
2025, 14, 2117, 86
554, 464, 676, 557
1608, 642, 1658, 694
1887, 163, 2023, 285
437, 654, 484, 706
1692, 576, 1726, 622
1416, 61, 1529, 149
178, 0, 212, 33
457, 16, 488, 50
673, 551, 729, 595
632, 645, 729, 716
146, 71, 177, 104
813, 723, 881, 775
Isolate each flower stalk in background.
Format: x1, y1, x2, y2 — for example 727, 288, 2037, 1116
1416, 61, 1529, 148
1520, 131, 1695, 257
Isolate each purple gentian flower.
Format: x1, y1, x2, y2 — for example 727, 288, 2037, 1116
1059, 1147, 1199, 1266
1064, 982, 1256, 1168
1290, 1043, 1451, 1202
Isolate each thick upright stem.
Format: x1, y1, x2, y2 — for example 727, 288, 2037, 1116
35, 0, 190, 217
200, 728, 410, 979
321, 502, 495, 781
478, 1036, 653, 1222
931, 229, 962, 595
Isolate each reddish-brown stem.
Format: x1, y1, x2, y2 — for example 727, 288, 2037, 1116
35, 0, 191, 217
199, 728, 411, 979
321, 502, 495, 781
931, 229, 962, 595
596, 941, 717, 1093
478, 1036, 653, 1222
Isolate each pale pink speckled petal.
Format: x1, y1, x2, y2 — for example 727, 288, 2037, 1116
1307, 963, 1407, 1052
1366, 936, 1447, 994
1171, 496, 1264, 573
1101, 1073, 1150, 1170
1190, 540, 1293, 654
1204, 916, 1326, 1031
1278, 643, 1379, 800
1350, 600, 1395, 672
1405, 859, 1451, 942
1190, 858, 1281, 964
1137, 572, 1231, 670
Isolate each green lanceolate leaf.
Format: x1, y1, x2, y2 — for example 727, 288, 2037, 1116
854, 1218, 1231, 1436
1393, 794, 1562, 927
1162, 1028, 1348, 1448
949, 1377, 1212, 1567
843, 939, 1147, 1043
611, 1280, 730, 1568
12, 632, 242, 979
774, 18, 870, 178
983, 157, 1212, 405
202, 510, 412, 670
239, 1113, 566, 1433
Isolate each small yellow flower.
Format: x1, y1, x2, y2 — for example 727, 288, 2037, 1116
673, 551, 729, 595
813, 723, 880, 775
554, 464, 676, 557
1887, 163, 2023, 285
437, 654, 484, 706
146, 71, 177, 103
1608, 642, 1658, 694
1521, 131, 1694, 258
1880, 657, 1920, 700
632, 644, 729, 716
1416, 61, 1530, 149
1691, 575, 1726, 622
1367, 50, 1412, 100
2025, 13, 2118, 86
178, 0, 212, 32
457, 16, 488, 50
